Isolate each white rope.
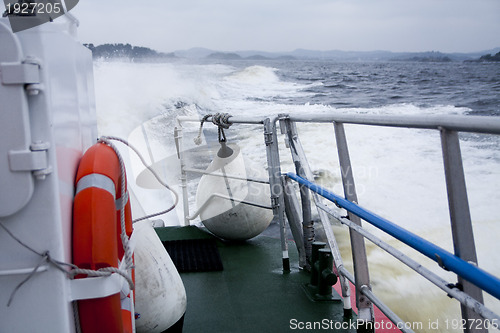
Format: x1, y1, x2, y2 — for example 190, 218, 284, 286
99, 136, 179, 223
97, 137, 134, 276
0, 221, 135, 306
194, 114, 211, 145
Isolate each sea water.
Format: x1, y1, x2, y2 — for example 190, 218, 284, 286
93, 58, 500, 332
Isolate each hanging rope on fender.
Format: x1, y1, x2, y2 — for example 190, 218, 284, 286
193, 113, 232, 145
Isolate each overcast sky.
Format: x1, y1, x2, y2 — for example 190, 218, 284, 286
6, 0, 500, 53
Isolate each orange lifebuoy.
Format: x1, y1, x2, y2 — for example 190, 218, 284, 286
73, 142, 134, 333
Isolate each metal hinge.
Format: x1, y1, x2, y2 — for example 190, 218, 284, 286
0, 58, 40, 85
8, 141, 52, 180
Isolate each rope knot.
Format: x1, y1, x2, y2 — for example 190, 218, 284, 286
193, 113, 232, 145
211, 113, 231, 129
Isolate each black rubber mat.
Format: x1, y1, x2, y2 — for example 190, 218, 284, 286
162, 239, 223, 272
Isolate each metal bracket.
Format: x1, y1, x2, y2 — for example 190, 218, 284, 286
264, 130, 273, 146
8, 141, 51, 179
0, 61, 40, 85
271, 196, 280, 210
446, 282, 464, 298
279, 118, 288, 135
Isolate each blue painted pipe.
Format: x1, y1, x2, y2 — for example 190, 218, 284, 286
286, 172, 500, 301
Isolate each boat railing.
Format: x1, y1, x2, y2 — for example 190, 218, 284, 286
176, 113, 500, 333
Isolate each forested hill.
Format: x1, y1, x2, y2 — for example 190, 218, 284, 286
84, 43, 176, 60
478, 52, 500, 62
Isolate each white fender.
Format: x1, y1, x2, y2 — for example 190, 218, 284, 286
196, 144, 273, 240
133, 220, 187, 332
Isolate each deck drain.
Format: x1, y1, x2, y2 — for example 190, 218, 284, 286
162, 238, 223, 272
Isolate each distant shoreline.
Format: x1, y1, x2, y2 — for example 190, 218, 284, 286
84, 43, 500, 63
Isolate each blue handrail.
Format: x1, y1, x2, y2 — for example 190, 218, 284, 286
286, 172, 500, 301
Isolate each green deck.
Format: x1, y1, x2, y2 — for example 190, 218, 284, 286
155, 226, 358, 332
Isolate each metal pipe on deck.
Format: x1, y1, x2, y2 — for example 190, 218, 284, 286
281, 118, 314, 265
282, 176, 307, 268
263, 116, 290, 272
333, 122, 374, 323
440, 128, 486, 332
174, 126, 191, 226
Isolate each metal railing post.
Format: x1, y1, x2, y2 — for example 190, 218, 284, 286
282, 176, 307, 268
264, 117, 290, 272
300, 183, 314, 265
333, 122, 374, 326
281, 118, 353, 316
174, 126, 190, 226
281, 118, 314, 266
440, 128, 486, 333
